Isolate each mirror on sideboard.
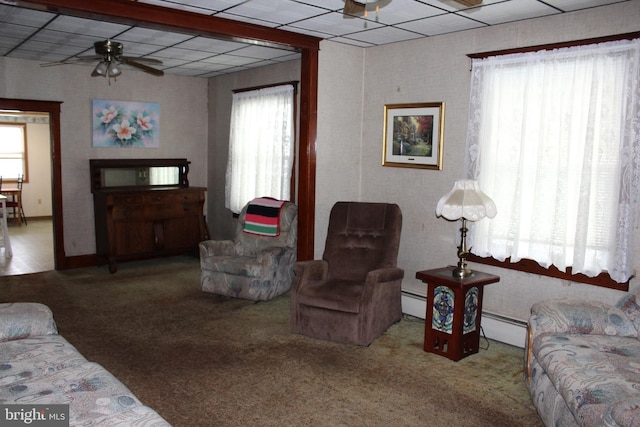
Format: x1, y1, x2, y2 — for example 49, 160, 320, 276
90, 158, 190, 192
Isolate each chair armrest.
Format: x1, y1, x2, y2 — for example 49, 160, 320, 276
199, 240, 236, 258
365, 267, 405, 284
529, 298, 638, 340
0, 303, 58, 342
293, 260, 328, 283
256, 246, 296, 266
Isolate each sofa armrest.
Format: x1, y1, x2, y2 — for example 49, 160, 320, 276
529, 298, 637, 341
0, 303, 58, 342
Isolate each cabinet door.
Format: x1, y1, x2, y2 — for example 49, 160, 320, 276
163, 214, 203, 250
113, 220, 155, 255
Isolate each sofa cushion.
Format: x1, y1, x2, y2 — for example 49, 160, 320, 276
0, 303, 58, 342
0, 335, 87, 386
533, 333, 640, 425
530, 299, 637, 338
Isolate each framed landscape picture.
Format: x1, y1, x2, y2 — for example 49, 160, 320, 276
382, 102, 444, 170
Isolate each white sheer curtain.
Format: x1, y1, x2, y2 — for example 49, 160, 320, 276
225, 84, 294, 213
465, 38, 640, 283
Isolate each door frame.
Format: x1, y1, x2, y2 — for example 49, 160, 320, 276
0, 98, 65, 270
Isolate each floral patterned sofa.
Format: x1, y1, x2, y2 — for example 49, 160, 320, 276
0, 302, 170, 426
525, 288, 640, 427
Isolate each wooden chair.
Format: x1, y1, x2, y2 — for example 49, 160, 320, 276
5, 174, 26, 225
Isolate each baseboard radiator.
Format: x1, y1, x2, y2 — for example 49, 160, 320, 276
401, 291, 527, 348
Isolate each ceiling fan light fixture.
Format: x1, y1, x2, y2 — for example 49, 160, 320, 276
92, 61, 108, 77
107, 62, 121, 77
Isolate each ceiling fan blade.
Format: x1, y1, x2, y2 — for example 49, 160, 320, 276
343, 0, 365, 18
122, 58, 164, 76
451, 0, 482, 6
122, 56, 163, 65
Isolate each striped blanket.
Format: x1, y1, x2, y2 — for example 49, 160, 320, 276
244, 197, 286, 236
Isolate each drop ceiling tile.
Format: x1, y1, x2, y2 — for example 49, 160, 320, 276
152, 47, 216, 61
28, 30, 101, 50
138, 0, 246, 13
0, 5, 56, 27
397, 12, 486, 36
11, 39, 88, 57
542, 0, 627, 11
457, 0, 560, 25
344, 25, 425, 46
222, 0, 327, 25
0, 23, 39, 41
231, 45, 297, 60
117, 27, 193, 45
45, 15, 130, 38
172, 37, 247, 54
215, 12, 281, 28
201, 54, 262, 67
271, 52, 302, 62
285, 10, 384, 37
326, 36, 376, 48
291, 0, 344, 12
370, 0, 444, 25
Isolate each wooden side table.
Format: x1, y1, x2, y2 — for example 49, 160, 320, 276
416, 267, 499, 361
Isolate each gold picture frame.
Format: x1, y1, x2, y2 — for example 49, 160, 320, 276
382, 102, 444, 169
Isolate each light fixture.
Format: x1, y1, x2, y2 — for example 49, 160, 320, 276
435, 179, 497, 279
92, 61, 108, 77
343, 0, 392, 22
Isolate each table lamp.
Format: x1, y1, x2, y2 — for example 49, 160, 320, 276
435, 179, 496, 278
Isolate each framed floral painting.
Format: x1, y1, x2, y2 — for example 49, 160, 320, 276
382, 102, 444, 170
92, 99, 160, 147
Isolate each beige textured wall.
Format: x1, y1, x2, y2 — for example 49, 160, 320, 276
315, 0, 640, 320
0, 57, 208, 256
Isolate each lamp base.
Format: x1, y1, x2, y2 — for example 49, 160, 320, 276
452, 264, 473, 279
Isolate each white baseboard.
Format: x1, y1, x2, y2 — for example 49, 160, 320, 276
401, 291, 527, 348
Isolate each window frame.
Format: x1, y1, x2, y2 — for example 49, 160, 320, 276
0, 121, 29, 184
465, 31, 640, 292
227, 81, 298, 214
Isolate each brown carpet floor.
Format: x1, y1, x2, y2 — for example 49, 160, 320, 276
0, 256, 542, 427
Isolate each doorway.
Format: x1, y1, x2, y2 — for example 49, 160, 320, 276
0, 98, 64, 272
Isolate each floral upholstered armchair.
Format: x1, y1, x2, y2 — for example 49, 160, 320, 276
200, 199, 297, 302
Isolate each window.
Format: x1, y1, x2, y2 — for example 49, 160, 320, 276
225, 84, 295, 214
465, 37, 640, 285
0, 122, 28, 182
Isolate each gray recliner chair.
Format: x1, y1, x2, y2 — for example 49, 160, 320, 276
200, 199, 297, 301
290, 201, 404, 346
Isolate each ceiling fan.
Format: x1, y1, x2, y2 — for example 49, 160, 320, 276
342, 0, 482, 19
42, 40, 164, 82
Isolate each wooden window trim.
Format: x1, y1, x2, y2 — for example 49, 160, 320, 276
468, 254, 629, 291
464, 32, 640, 292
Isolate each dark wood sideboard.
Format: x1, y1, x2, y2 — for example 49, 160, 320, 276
90, 159, 207, 273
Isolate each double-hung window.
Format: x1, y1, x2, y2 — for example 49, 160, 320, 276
0, 122, 28, 182
465, 37, 640, 285
225, 84, 295, 214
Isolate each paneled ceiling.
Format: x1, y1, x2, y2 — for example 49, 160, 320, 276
0, 0, 631, 78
